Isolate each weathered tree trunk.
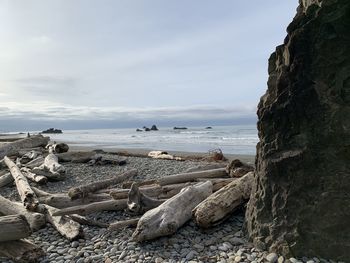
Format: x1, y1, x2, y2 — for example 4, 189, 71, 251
0, 239, 45, 263
33, 153, 66, 181
132, 181, 213, 242
4, 156, 39, 210
0, 135, 49, 159
245, 1, 350, 261
193, 172, 253, 228
21, 167, 47, 184
68, 169, 137, 199
109, 218, 140, 231
0, 215, 32, 242
0, 195, 46, 231
157, 168, 227, 186
44, 205, 82, 240
23, 156, 44, 169
0, 172, 14, 188
127, 183, 165, 214
50, 143, 69, 153
185, 163, 227, 173
32, 187, 111, 208
56, 151, 96, 163
52, 199, 127, 216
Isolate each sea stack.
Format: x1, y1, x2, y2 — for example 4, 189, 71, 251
245, 0, 350, 261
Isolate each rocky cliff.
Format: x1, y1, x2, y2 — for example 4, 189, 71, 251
245, 0, 350, 260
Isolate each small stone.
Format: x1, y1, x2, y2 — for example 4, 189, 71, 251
234, 256, 242, 262
266, 253, 278, 263
306, 261, 315, 263
186, 250, 197, 260
71, 241, 79, 248
278, 256, 284, 263
105, 258, 112, 263
118, 251, 127, 260
155, 257, 163, 263
289, 258, 298, 263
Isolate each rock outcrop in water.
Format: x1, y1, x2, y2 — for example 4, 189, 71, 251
245, 0, 350, 260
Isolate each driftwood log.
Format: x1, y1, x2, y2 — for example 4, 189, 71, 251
68, 169, 137, 199
127, 183, 165, 214
57, 151, 96, 163
21, 167, 47, 184
69, 214, 109, 228
32, 187, 111, 209
226, 159, 254, 178
0, 172, 14, 188
109, 218, 140, 231
193, 171, 254, 228
52, 199, 127, 216
132, 181, 213, 242
0, 239, 45, 263
0, 214, 32, 242
50, 143, 69, 153
0, 134, 49, 159
0, 195, 46, 231
157, 168, 227, 186
44, 205, 82, 240
23, 156, 44, 169
4, 156, 39, 210
33, 153, 66, 181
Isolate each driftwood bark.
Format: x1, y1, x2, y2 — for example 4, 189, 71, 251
19, 150, 41, 164
32, 187, 111, 208
132, 181, 213, 242
109, 218, 140, 231
0, 195, 46, 231
0, 239, 45, 263
44, 205, 82, 240
193, 171, 254, 228
226, 159, 254, 178
69, 214, 109, 228
57, 151, 96, 163
52, 199, 127, 216
33, 153, 66, 181
50, 143, 69, 153
0, 134, 49, 159
0, 214, 32, 242
157, 168, 227, 186
23, 156, 44, 169
4, 156, 39, 210
21, 167, 47, 184
68, 169, 137, 199
0, 172, 14, 188
127, 183, 165, 214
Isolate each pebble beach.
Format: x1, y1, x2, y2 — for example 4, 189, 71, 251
0, 153, 341, 263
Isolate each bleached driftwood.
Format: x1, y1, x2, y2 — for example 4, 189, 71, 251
33, 153, 66, 181
148, 151, 182, 161
0, 172, 14, 188
57, 151, 96, 163
69, 214, 109, 228
193, 171, 254, 228
4, 156, 39, 210
23, 156, 45, 169
44, 205, 82, 240
21, 167, 47, 184
127, 183, 165, 214
32, 187, 111, 208
156, 168, 227, 186
52, 199, 127, 216
49, 142, 69, 153
68, 169, 137, 199
0, 239, 45, 263
0, 214, 32, 242
0, 195, 46, 231
185, 163, 227, 173
19, 150, 41, 164
109, 218, 140, 231
0, 134, 49, 159
132, 181, 213, 242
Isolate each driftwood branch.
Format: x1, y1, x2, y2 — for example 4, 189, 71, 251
69, 214, 109, 228
0, 214, 32, 242
109, 218, 140, 231
21, 167, 47, 184
0, 239, 45, 263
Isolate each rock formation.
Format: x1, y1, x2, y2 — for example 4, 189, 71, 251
245, 0, 350, 261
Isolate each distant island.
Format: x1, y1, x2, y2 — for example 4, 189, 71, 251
41, 128, 63, 134
173, 127, 187, 130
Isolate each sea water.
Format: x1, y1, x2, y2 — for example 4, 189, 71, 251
48, 125, 258, 155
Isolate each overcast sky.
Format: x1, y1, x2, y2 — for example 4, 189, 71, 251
0, 0, 297, 131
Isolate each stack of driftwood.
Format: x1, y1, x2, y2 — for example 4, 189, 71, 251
0, 134, 254, 263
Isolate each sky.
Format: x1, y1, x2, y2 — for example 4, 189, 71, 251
0, 0, 297, 131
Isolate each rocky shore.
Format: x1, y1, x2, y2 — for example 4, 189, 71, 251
0, 153, 340, 263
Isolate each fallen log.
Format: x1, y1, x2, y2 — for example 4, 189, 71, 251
185, 163, 227, 173
19, 150, 41, 164
0, 172, 14, 188
0, 215, 32, 242
121, 179, 157, 189
0, 195, 46, 231
49, 142, 69, 153
52, 199, 127, 216
57, 151, 96, 163
4, 156, 39, 210
33, 153, 66, 181
109, 218, 140, 231
23, 156, 45, 169
21, 167, 47, 184
132, 181, 213, 242
32, 187, 111, 208
44, 205, 82, 240
0, 134, 49, 159
68, 169, 137, 199
69, 214, 109, 228
195, 178, 235, 191
193, 171, 254, 228
127, 183, 165, 214
157, 168, 227, 186
88, 155, 127, 166
0, 239, 45, 263
226, 159, 254, 178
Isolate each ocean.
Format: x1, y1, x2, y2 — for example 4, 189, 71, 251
47, 125, 258, 155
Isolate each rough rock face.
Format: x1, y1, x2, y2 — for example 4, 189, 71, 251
245, 0, 350, 260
